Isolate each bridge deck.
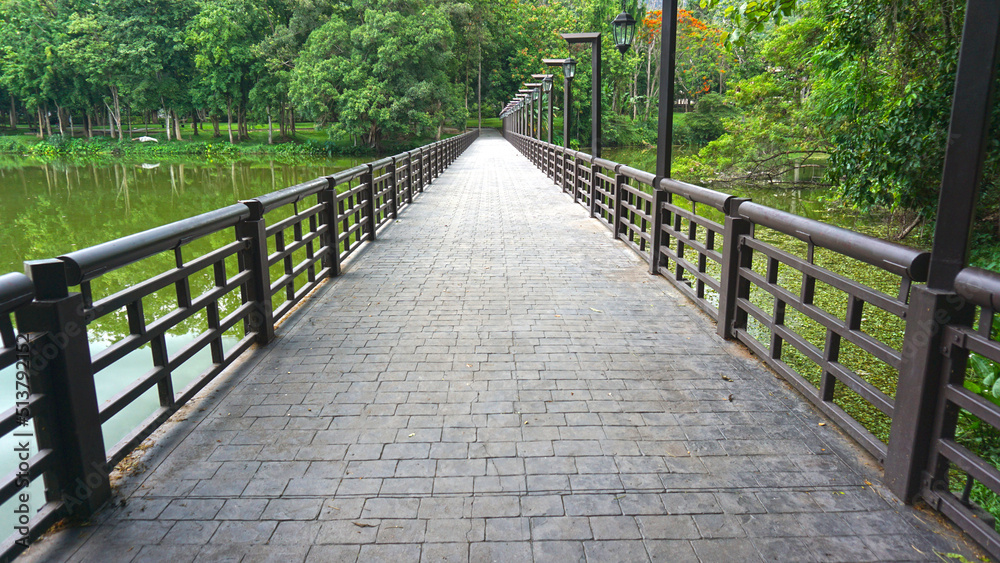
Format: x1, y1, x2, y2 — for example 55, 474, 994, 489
23, 129, 976, 562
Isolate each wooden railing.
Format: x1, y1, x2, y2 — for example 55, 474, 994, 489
0, 130, 477, 560
505, 130, 1000, 557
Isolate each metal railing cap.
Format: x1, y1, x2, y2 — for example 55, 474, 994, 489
59, 203, 251, 286
658, 178, 731, 212
252, 177, 329, 213
739, 201, 931, 281
0, 272, 34, 313
956, 267, 1000, 310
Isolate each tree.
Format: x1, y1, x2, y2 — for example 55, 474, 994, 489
289, 0, 465, 150
186, 0, 269, 142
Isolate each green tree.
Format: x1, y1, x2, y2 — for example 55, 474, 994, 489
289, 0, 465, 149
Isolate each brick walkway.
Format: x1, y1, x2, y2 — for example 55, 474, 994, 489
22, 129, 979, 562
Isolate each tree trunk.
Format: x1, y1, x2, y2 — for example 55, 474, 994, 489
109, 86, 123, 140
289, 107, 296, 136
279, 104, 287, 137
55, 103, 65, 136
109, 106, 117, 139
43, 103, 52, 136
9, 97, 16, 129
164, 108, 172, 141
85, 110, 92, 139
267, 106, 273, 144
36, 105, 44, 138
212, 114, 220, 137
172, 108, 182, 140
226, 98, 234, 143
126, 104, 132, 138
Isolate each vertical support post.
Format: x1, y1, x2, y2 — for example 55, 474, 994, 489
592, 39, 601, 158
17, 259, 111, 517
536, 90, 542, 143
388, 157, 398, 220
884, 0, 1000, 503
885, 287, 973, 500
236, 200, 276, 342
362, 164, 376, 241
416, 149, 424, 193
589, 161, 599, 218
573, 156, 581, 202
717, 198, 751, 340
405, 152, 414, 204
613, 169, 626, 239
563, 76, 572, 149
547, 88, 554, 146
657, 0, 679, 179
649, 187, 668, 275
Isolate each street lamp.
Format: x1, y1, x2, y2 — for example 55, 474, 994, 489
611, 1, 638, 58
542, 75, 554, 144
518, 90, 532, 136
525, 82, 542, 139
543, 58, 576, 149
561, 32, 601, 157
532, 74, 554, 143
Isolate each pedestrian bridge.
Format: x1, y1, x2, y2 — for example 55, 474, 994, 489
3, 129, 992, 561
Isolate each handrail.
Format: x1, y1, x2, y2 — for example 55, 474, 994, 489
738, 201, 930, 281
956, 266, 1000, 309
0, 272, 33, 312
59, 204, 251, 286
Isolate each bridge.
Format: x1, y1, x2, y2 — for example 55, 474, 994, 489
0, 128, 989, 562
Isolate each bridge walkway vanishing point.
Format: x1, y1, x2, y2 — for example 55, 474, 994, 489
20, 129, 981, 562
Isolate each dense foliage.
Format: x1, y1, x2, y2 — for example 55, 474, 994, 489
1, 0, 998, 239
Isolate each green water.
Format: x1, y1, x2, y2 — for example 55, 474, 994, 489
0, 155, 362, 533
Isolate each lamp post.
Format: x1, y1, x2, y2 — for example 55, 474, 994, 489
524, 83, 542, 139
657, 0, 679, 178
561, 32, 601, 157
518, 89, 532, 136
543, 58, 575, 149
532, 74, 554, 144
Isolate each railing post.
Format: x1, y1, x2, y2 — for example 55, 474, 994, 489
613, 168, 626, 239
589, 161, 599, 218
388, 157, 398, 220
649, 187, 668, 275
16, 259, 111, 518
717, 198, 752, 340
405, 152, 414, 204
236, 200, 277, 342
417, 149, 425, 192
884, 286, 974, 501
362, 164, 377, 241
573, 156, 581, 202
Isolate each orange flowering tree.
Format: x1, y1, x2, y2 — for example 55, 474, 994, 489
674, 9, 731, 110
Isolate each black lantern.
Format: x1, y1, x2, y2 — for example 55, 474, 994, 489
612, 1, 637, 58
542, 75, 553, 93
562, 58, 577, 80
